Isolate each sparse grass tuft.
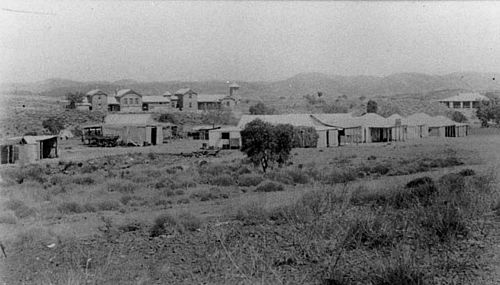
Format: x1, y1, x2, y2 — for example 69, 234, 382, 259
210, 174, 235, 186
150, 211, 202, 236
107, 180, 136, 193
4, 199, 36, 219
95, 200, 121, 211
238, 173, 264, 187
71, 174, 96, 185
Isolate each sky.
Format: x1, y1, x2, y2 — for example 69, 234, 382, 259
1, 1, 500, 83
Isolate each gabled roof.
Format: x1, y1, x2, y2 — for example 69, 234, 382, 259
238, 114, 339, 130
86, 89, 108, 96
104, 113, 158, 126
197, 94, 228, 103
142, 96, 170, 103
355, 113, 394, 128
107, 96, 119, 105
116, 89, 142, 98
22, 135, 58, 144
439, 92, 489, 102
312, 113, 361, 128
174, 88, 196, 95
162, 91, 172, 96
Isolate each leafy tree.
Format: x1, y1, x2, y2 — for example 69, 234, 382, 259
249, 102, 276, 115
322, 104, 349, 114
367, 100, 378, 113
450, 111, 468, 123
240, 119, 294, 172
66, 92, 86, 109
476, 101, 491, 127
42, 117, 64, 135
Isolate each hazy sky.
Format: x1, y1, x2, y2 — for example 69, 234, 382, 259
1, 1, 500, 83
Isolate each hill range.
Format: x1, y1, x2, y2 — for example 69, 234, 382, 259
2, 72, 500, 102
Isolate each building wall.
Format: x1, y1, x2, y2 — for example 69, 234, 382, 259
208, 130, 241, 149
179, 92, 198, 112
198, 102, 220, 110
146, 103, 170, 112
90, 94, 108, 112
221, 98, 236, 109
327, 130, 339, 147
120, 94, 142, 112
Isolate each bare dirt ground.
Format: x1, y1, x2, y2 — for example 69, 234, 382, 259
0, 130, 499, 284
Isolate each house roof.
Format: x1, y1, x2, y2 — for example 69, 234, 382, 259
162, 91, 172, 96
354, 113, 394, 128
116, 89, 142, 98
209, 126, 242, 133
197, 94, 228, 103
229, 83, 240, 88
439, 92, 490, 102
238, 114, 340, 130
86, 89, 107, 96
406, 113, 434, 125
142, 96, 170, 103
191, 125, 222, 131
174, 88, 196, 95
104, 113, 158, 126
107, 96, 119, 105
22, 135, 58, 144
312, 113, 361, 128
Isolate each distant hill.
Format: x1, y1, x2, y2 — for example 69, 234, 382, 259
2, 72, 499, 103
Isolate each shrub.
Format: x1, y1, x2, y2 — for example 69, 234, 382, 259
438, 173, 465, 193
49, 174, 66, 185
190, 190, 219, 201
107, 180, 136, 193
120, 195, 134, 205
57, 202, 84, 214
238, 173, 264, 187
177, 198, 190, 204
210, 174, 235, 186
343, 216, 397, 250
234, 202, 269, 225
150, 212, 202, 236
419, 204, 468, 242
0, 213, 17, 224
286, 169, 310, 184
95, 200, 121, 211
5, 199, 36, 219
371, 259, 427, 285
71, 175, 95, 185
155, 199, 171, 207
1, 165, 46, 184
370, 163, 391, 175
82, 203, 96, 212
323, 168, 357, 184
458, 169, 475, 177
255, 181, 284, 192
405, 177, 437, 205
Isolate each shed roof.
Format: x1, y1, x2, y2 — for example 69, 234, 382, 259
104, 113, 158, 126
197, 94, 228, 103
439, 92, 489, 102
238, 114, 339, 130
142, 96, 170, 103
107, 96, 119, 105
116, 89, 142, 98
174, 88, 196, 95
312, 113, 361, 128
22, 135, 58, 144
86, 89, 108, 96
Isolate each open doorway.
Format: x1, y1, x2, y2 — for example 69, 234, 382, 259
151, 127, 157, 145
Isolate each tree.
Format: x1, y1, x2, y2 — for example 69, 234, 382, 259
367, 100, 378, 113
450, 111, 468, 123
249, 102, 276, 115
240, 119, 294, 172
42, 117, 64, 135
66, 92, 86, 109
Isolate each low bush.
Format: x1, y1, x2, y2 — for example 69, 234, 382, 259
255, 181, 284, 192
120, 195, 135, 205
57, 202, 84, 214
234, 202, 269, 225
371, 258, 427, 285
48, 174, 66, 186
0, 213, 17, 224
150, 211, 202, 236
438, 173, 465, 193
323, 168, 357, 184
238, 173, 264, 187
71, 175, 95, 185
190, 190, 219, 201
107, 180, 136, 193
1, 165, 47, 184
210, 174, 235, 186
95, 200, 121, 211
177, 198, 190, 204
82, 203, 97, 212
155, 199, 171, 207
5, 199, 36, 219
458, 169, 476, 177
343, 216, 398, 250
419, 204, 468, 242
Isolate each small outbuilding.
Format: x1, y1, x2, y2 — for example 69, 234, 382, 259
1, 135, 58, 165
100, 113, 164, 146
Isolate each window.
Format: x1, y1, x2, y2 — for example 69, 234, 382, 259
189, 103, 192, 108
123, 98, 128, 105
226, 101, 230, 107
135, 98, 139, 105
189, 94, 192, 99
473, 101, 479, 108
453, 102, 461, 108
221, 132, 230, 139
463, 101, 471, 108
172, 102, 176, 108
